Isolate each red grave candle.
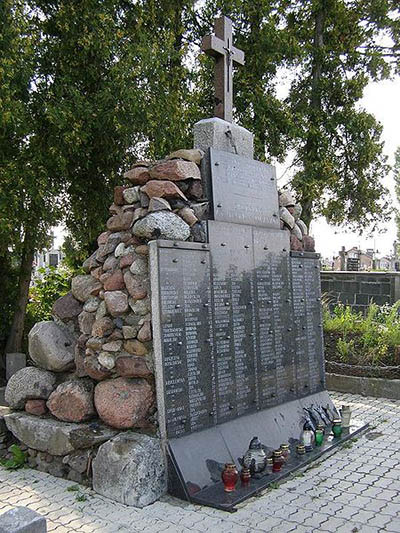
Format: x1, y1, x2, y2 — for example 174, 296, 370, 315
221, 463, 239, 492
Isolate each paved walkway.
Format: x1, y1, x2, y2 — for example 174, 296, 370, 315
0, 392, 399, 532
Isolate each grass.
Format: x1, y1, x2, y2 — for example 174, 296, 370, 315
66, 484, 89, 503
323, 301, 400, 367
0, 445, 26, 470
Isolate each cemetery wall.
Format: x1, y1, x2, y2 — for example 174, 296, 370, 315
321, 271, 400, 313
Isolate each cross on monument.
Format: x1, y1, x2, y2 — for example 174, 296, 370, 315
201, 16, 245, 123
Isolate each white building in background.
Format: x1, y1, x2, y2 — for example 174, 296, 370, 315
33, 247, 64, 271
32, 230, 64, 280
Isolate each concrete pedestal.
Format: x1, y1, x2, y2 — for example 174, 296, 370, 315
193, 117, 254, 158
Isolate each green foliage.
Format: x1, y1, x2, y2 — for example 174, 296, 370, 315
66, 485, 80, 492
24, 266, 71, 342
0, 444, 26, 470
66, 484, 88, 502
323, 301, 400, 365
336, 338, 355, 362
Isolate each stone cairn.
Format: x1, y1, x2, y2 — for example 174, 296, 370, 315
3, 147, 313, 506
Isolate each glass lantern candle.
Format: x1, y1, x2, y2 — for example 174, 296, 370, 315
341, 405, 352, 428
315, 428, 324, 447
302, 422, 314, 452
296, 443, 306, 455
221, 463, 239, 492
240, 467, 251, 487
272, 450, 283, 472
332, 418, 343, 438
280, 443, 290, 462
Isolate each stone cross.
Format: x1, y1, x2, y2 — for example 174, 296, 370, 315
201, 16, 245, 123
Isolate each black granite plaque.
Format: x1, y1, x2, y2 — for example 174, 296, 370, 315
290, 251, 324, 395
156, 242, 215, 439
303, 255, 325, 393
209, 149, 280, 228
291, 255, 310, 396
253, 228, 290, 408
153, 235, 326, 443
208, 221, 257, 423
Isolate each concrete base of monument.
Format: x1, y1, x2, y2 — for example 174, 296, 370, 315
166, 391, 369, 512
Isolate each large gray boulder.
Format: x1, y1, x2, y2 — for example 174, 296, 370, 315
4, 412, 117, 455
0, 506, 46, 533
5, 367, 57, 409
132, 211, 190, 241
29, 321, 76, 372
92, 432, 167, 507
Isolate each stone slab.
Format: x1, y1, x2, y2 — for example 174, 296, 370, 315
0, 507, 46, 533
170, 414, 368, 512
5, 353, 26, 381
4, 413, 117, 455
193, 118, 254, 158
208, 149, 280, 228
327, 372, 400, 400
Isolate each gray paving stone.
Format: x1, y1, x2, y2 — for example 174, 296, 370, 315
0, 392, 399, 533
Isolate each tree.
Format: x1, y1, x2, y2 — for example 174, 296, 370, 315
287, 0, 395, 227
196, 0, 397, 228
0, 1, 62, 356
1, 0, 201, 357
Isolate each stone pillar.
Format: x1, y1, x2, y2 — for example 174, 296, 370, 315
339, 246, 346, 271
193, 117, 254, 158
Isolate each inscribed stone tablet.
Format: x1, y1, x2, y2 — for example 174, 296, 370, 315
155, 242, 215, 439
208, 221, 257, 423
209, 149, 280, 228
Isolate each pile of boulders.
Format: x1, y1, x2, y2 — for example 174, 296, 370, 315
3, 147, 208, 493
5, 147, 208, 432
278, 190, 315, 252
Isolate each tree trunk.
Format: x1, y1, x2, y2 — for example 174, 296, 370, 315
301, 1, 326, 227
5, 230, 35, 354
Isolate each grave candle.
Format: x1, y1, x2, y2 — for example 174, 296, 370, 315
272, 450, 283, 472
341, 405, 351, 428
221, 463, 239, 492
302, 422, 314, 452
240, 467, 251, 487
315, 428, 324, 447
332, 419, 343, 438
280, 443, 290, 462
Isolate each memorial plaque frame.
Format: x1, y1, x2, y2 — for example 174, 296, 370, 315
207, 149, 280, 228
150, 230, 368, 512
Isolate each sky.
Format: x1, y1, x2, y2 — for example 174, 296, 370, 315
54, 76, 400, 258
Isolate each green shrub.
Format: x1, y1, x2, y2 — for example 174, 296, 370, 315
323, 300, 400, 366
23, 266, 72, 350
27, 266, 71, 322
